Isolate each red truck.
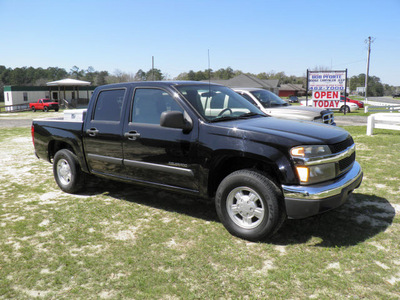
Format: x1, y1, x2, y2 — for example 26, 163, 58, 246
29, 98, 59, 112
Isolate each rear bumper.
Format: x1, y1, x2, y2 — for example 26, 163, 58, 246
282, 161, 363, 219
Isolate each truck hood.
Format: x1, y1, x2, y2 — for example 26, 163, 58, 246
262, 106, 329, 121
207, 116, 349, 148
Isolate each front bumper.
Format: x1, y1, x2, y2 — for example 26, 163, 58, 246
282, 161, 363, 219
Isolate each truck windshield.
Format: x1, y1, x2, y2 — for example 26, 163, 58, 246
250, 90, 288, 108
175, 85, 265, 122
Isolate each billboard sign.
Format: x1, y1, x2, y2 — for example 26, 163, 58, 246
308, 71, 346, 91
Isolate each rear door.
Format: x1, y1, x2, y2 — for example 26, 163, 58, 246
122, 87, 199, 191
83, 87, 127, 177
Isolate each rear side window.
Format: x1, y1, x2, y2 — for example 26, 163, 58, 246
93, 89, 125, 121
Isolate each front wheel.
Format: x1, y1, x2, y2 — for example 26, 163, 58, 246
53, 149, 84, 193
44, 106, 49, 112
215, 170, 285, 241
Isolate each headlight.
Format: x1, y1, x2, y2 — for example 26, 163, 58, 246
290, 145, 336, 185
290, 145, 331, 158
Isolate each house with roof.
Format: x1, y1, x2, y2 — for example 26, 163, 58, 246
279, 83, 307, 97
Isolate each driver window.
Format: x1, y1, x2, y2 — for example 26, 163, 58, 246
132, 88, 183, 124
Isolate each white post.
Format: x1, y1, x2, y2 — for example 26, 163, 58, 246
366, 115, 374, 136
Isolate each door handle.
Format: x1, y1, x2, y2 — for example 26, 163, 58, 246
86, 128, 99, 137
124, 131, 141, 140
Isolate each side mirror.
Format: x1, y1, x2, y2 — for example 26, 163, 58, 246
160, 111, 193, 132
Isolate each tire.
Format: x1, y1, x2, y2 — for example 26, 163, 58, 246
53, 149, 84, 193
340, 105, 350, 113
55, 108, 59, 112
31, 107, 36, 112
215, 169, 286, 241
44, 106, 49, 112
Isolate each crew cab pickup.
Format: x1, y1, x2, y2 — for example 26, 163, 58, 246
32, 81, 363, 241
233, 88, 335, 125
30, 98, 59, 112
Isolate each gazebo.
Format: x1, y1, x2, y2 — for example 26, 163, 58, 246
46, 78, 92, 107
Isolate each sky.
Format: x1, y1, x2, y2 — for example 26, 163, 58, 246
1, 0, 399, 86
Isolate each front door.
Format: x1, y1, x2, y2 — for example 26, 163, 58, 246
122, 87, 199, 191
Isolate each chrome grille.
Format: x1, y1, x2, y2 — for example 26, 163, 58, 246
322, 111, 335, 124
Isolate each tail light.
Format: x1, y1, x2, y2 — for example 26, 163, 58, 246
31, 124, 35, 145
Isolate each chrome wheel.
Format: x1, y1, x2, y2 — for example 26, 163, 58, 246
57, 158, 72, 186
226, 186, 265, 229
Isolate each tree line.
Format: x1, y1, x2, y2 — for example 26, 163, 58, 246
0, 65, 397, 102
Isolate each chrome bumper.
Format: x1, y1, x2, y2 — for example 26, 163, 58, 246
282, 161, 363, 219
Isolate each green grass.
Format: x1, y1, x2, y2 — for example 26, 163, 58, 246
0, 126, 399, 299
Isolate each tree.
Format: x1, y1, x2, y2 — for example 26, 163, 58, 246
145, 68, 164, 81
95, 71, 108, 85
84, 66, 96, 83
70, 66, 84, 79
350, 73, 384, 96
134, 69, 146, 81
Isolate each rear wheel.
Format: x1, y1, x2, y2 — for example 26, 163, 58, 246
340, 105, 350, 113
215, 169, 285, 241
53, 149, 84, 193
31, 107, 36, 112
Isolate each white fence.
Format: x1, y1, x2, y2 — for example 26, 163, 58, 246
366, 113, 400, 135
364, 105, 400, 113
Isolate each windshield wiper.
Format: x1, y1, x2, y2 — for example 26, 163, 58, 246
210, 112, 265, 123
210, 115, 239, 123
237, 112, 265, 119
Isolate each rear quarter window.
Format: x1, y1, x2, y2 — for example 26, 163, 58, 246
93, 89, 126, 121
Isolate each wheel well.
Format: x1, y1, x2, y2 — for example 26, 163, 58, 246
208, 156, 281, 198
48, 140, 74, 162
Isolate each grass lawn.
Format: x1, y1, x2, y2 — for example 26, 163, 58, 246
0, 125, 399, 298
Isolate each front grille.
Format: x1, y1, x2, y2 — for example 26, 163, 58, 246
322, 112, 334, 124
330, 136, 354, 153
339, 151, 355, 173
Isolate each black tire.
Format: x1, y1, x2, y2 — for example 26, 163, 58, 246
55, 108, 59, 112
31, 107, 36, 112
340, 105, 350, 113
53, 149, 84, 193
215, 169, 285, 241
44, 106, 49, 112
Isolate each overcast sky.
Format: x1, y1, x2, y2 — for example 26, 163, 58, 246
1, 0, 399, 85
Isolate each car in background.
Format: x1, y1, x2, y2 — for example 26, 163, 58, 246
288, 95, 299, 103
393, 93, 400, 98
233, 88, 335, 125
340, 96, 364, 109
300, 99, 358, 113
29, 98, 59, 112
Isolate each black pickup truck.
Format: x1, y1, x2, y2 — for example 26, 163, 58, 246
32, 81, 363, 241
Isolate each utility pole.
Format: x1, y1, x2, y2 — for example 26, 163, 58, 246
364, 36, 373, 103
152, 56, 155, 81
